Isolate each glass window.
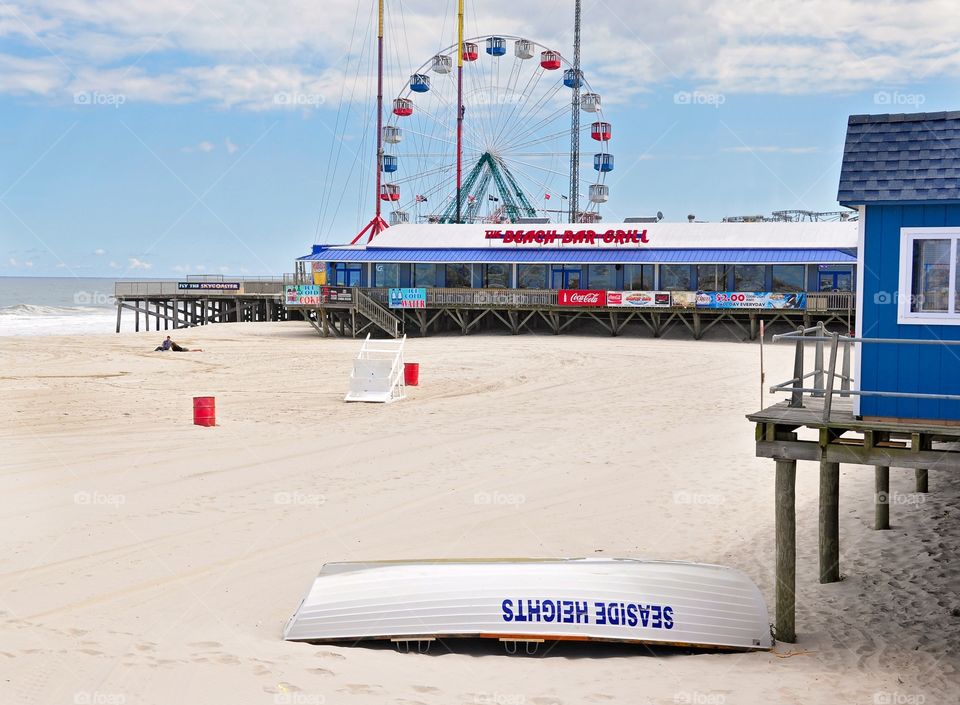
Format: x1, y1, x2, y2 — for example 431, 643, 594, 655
517, 264, 547, 289
660, 265, 692, 291
413, 263, 436, 288
734, 265, 766, 291
373, 263, 399, 287
911, 239, 951, 313
772, 265, 805, 292
484, 263, 511, 288
588, 264, 615, 290
624, 264, 654, 290
445, 264, 473, 288
697, 264, 728, 291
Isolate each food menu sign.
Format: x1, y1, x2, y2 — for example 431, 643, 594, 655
695, 292, 806, 309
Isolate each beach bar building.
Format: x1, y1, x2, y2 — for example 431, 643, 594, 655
748, 111, 960, 643
290, 221, 858, 339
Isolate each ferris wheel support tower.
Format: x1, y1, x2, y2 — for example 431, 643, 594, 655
569, 0, 581, 223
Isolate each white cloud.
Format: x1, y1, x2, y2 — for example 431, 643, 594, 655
109, 260, 120, 268
128, 257, 151, 269
24, 260, 33, 267
180, 140, 216, 153
225, 137, 238, 154
0, 0, 956, 108
7, 257, 17, 266
93, 247, 106, 255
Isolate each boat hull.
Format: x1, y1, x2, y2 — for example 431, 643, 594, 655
283, 558, 773, 651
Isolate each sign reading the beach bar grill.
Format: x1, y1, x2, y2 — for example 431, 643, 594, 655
695, 292, 806, 310
607, 291, 672, 308
388, 288, 427, 309
178, 281, 241, 291
557, 289, 607, 307
285, 285, 321, 306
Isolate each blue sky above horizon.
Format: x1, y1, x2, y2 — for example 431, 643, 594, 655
1, 0, 958, 278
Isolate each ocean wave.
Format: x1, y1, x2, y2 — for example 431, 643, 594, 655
0, 303, 108, 317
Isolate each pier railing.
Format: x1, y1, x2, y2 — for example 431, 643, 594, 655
114, 275, 297, 298
769, 323, 960, 421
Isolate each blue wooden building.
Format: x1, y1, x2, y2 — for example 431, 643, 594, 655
839, 111, 960, 422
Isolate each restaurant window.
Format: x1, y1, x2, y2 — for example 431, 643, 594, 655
413, 263, 437, 288
373, 263, 399, 287
517, 264, 547, 289
734, 265, 766, 291
587, 264, 615, 290
445, 263, 473, 288
898, 229, 960, 324
484, 263, 511, 288
660, 265, 692, 291
772, 265, 805, 292
624, 264, 654, 290
697, 264, 728, 291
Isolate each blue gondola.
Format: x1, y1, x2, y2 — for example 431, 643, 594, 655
486, 37, 507, 56
382, 154, 398, 173
594, 153, 614, 172
563, 69, 582, 88
410, 74, 430, 93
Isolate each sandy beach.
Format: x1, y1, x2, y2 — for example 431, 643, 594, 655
1, 322, 956, 705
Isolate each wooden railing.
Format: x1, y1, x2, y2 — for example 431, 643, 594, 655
115, 276, 295, 297
355, 289, 400, 338
806, 291, 854, 312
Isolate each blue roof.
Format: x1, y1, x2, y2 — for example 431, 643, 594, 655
298, 247, 856, 264
838, 111, 960, 205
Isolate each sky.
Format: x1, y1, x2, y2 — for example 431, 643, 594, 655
0, 0, 958, 278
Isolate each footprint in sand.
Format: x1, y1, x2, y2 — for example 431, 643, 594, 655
78, 649, 103, 656
314, 650, 346, 660
188, 641, 222, 648
412, 685, 439, 694
252, 665, 272, 676
341, 684, 381, 695
134, 643, 156, 652
216, 654, 241, 665
306, 668, 333, 676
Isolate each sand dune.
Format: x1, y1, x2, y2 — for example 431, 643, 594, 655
1, 322, 956, 704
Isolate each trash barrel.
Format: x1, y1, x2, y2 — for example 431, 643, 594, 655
193, 396, 216, 426
403, 363, 420, 386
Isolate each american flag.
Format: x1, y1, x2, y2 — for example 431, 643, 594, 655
467, 195, 476, 203
544, 193, 551, 200
415, 194, 427, 202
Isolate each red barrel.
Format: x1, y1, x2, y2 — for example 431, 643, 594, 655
403, 363, 420, 386
193, 396, 216, 426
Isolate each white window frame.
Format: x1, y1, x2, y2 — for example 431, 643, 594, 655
898, 227, 960, 326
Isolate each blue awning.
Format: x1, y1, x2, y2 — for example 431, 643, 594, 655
298, 247, 856, 264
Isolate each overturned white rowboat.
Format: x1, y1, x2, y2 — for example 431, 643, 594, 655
284, 558, 773, 651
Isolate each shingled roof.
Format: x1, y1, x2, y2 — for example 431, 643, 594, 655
837, 111, 960, 205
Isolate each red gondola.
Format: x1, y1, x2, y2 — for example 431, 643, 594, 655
462, 42, 478, 61
380, 183, 400, 201
393, 98, 413, 117
591, 121, 612, 141
540, 50, 561, 70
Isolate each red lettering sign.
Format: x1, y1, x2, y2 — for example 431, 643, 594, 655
557, 289, 608, 307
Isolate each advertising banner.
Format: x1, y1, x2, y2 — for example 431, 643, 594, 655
312, 262, 327, 286
388, 288, 427, 309
178, 281, 241, 291
322, 286, 353, 304
607, 291, 672, 308
670, 291, 697, 309
557, 289, 607, 307
284, 285, 321, 306
695, 292, 806, 310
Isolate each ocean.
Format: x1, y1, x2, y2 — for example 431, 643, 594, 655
0, 276, 137, 336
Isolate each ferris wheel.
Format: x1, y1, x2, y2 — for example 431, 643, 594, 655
379, 35, 613, 225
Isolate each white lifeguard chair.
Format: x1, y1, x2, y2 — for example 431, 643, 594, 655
344, 334, 406, 403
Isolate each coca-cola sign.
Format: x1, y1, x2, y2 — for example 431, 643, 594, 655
557, 289, 608, 307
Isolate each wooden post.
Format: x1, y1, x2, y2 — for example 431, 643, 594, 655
789, 327, 804, 408
135, 300, 140, 332
875, 466, 890, 530
916, 468, 928, 493
115, 302, 122, 333
775, 458, 797, 643
813, 322, 824, 397
819, 460, 840, 583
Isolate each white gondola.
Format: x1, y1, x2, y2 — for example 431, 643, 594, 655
432, 54, 452, 74
389, 210, 409, 225
514, 39, 534, 59
581, 92, 601, 112
383, 125, 402, 144
284, 558, 774, 651
589, 183, 609, 203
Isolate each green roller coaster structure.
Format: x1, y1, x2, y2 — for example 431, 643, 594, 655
437, 152, 538, 223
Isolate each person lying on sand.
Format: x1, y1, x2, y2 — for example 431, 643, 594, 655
154, 336, 202, 352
